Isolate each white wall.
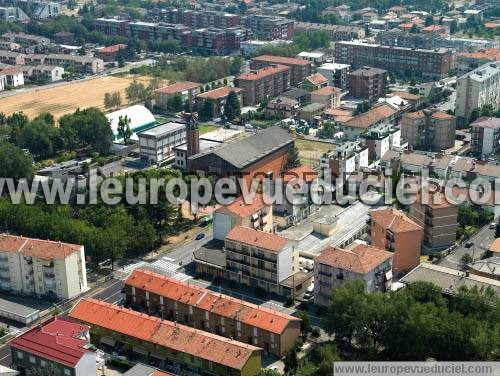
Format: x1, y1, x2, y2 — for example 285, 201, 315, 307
213, 212, 233, 241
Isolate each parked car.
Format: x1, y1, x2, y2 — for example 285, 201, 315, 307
195, 233, 205, 240
489, 223, 496, 230
465, 241, 474, 248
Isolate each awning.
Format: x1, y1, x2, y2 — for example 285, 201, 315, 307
100, 337, 116, 347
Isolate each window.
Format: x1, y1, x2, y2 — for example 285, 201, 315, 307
40, 360, 47, 367
64, 369, 71, 376
29, 355, 36, 364
16, 351, 23, 359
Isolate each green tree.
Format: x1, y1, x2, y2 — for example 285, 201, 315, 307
425, 15, 434, 27
284, 346, 299, 375
0, 141, 34, 180
117, 115, 132, 144
450, 20, 458, 34
199, 100, 215, 121
297, 310, 311, 338
410, 24, 419, 33
229, 55, 244, 75
255, 370, 281, 376
223, 91, 241, 121
167, 93, 184, 113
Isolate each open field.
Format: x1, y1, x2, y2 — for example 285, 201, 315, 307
295, 138, 335, 167
0, 75, 150, 120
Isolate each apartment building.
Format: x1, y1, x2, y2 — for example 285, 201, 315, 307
294, 22, 364, 41
317, 63, 350, 91
470, 117, 500, 157
69, 299, 262, 376
0, 6, 29, 22
195, 86, 242, 118
154, 81, 200, 110
310, 86, 343, 108
191, 27, 247, 55
225, 226, 299, 295
370, 208, 423, 274
153, 8, 240, 29
97, 44, 127, 62
335, 41, 454, 79
455, 62, 500, 126
0, 50, 24, 65
456, 48, 500, 76
360, 122, 401, 161
314, 241, 393, 306
213, 194, 273, 241
9, 317, 102, 376
37, 54, 103, 74
300, 73, 328, 91
408, 190, 458, 250
1, 32, 50, 48
0, 65, 24, 87
0, 234, 87, 300
138, 122, 186, 165
250, 55, 311, 87
341, 103, 398, 141
320, 141, 369, 182
94, 18, 129, 36
401, 109, 456, 151
236, 64, 291, 106
19, 65, 64, 83
348, 67, 387, 101
125, 269, 301, 357
241, 15, 294, 40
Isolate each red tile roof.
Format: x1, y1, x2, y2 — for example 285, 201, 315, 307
155, 81, 200, 94
304, 73, 327, 86
197, 86, 241, 100
9, 317, 90, 368
226, 226, 288, 253
217, 194, 267, 218
370, 208, 422, 233
316, 243, 392, 274
69, 299, 260, 371
457, 48, 500, 61
490, 238, 500, 253
343, 104, 397, 129
253, 55, 311, 66
238, 64, 290, 81
0, 234, 82, 260
99, 44, 128, 53
310, 86, 340, 96
126, 269, 300, 334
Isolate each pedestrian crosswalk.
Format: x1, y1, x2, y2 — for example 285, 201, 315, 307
142, 257, 192, 282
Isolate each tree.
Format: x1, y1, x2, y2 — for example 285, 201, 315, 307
229, 55, 244, 75
199, 100, 215, 121
111, 91, 121, 109
425, 15, 434, 27
104, 92, 113, 109
468, 108, 481, 124
284, 346, 299, 375
223, 91, 241, 121
167, 93, 184, 113
450, 20, 458, 34
410, 24, 419, 33
297, 310, 311, 338
0, 141, 34, 180
117, 115, 132, 144
255, 370, 281, 376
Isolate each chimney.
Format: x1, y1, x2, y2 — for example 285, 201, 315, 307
184, 112, 200, 172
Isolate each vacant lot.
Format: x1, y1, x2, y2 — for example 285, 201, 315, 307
295, 138, 335, 167
0, 75, 150, 119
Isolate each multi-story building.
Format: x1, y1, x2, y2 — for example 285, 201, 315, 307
41, 54, 103, 73
317, 63, 350, 91
320, 141, 369, 182
0, 50, 24, 65
266, 96, 300, 118
241, 15, 294, 40
69, 299, 262, 376
300, 73, 328, 91
335, 41, 454, 79
0, 65, 24, 87
0, 234, 87, 300
250, 55, 311, 87
470, 117, 500, 157
213, 194, 273, 241
30, 1, 60, 19
456, 48, 500, 76
360, 122, 401, 161
93, 18, 129, 36
455, 62, 500, 126
236, 64, 291, 106
0, 6, 29, 22
9, 317, 103, 376
125, 269, 301, 357
369, 208, 423, 274
294, 22, 364, 41
154, 81, 200, 110
195, 86, 242, 118
153, 8, 240, 29
314, 241, 393, 306
401, 109, 456, 151
138, 122, 186, 165
408, 189, 459, 251
341, 103, 398, 141
225, 226, 299, 296
348, 67, 387, 101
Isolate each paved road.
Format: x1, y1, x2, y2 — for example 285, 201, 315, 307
165, 226, 213, 267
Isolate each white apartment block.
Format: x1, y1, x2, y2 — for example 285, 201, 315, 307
455, 62, 500, 126
320, 141, 369, 182
138, 122, 186, 164
0, 235, 88, 300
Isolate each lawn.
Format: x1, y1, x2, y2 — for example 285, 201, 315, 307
199, 124, 219, 135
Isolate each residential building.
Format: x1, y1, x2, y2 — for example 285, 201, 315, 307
153, 8, 241, 29
455, 62, 500, 126
213, 194, 273, 241
360, 122, 401, 161
240, 40, 292, 55
30, 1, 60, 19
97, 44, 128, 62
0, 66, 23, 87
124, 364, 174, 376
450, 157, 500, 184
294, 22, 364, 41
0, 50, 24, 65
236, 64, 291, 105
154, 81, 200, 110
402, 109, 456, 151
69, 299, 262, 376
93, 18, 129, 36
9, 317, 102, 376
22, 65, 64, 83
320, 141, 369, 182
138, 122, 186, 165
314, 241, 393, 306
335, 41, 454, 79
348, 67, 387, 101
341, 103, 398, 141
0, 6, 29, 22
297, 51, 327, 65
470, 117, 500, 157
250, 55, 311, 86
266, 96, 300, 118
456, 48, 500, 76
0, 234, 88, 300
43, 54, 104, 73
317, 63, 350, 91
310, 86, 343, 108
241, 15, 294, 40
300, 73, 328, 91
0, 32, 50, 49
408, 189, 458, 250
125, 269, 301, 357
225, 226, 299, 296
300, 102, 326, 122
195, 86, 242, 118
370, 208, 423, 274
281, 87, 311, 106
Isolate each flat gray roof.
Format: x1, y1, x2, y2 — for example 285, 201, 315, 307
0, 298, 40, 318
138, 122, 185, 137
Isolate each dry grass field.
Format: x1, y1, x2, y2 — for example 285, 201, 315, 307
0, 75, 150, 119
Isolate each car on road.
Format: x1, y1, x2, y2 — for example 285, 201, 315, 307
465, 241, 474, 248
490, 223, 496, 229
195, 233, 205, 240
303, 291, 313, 301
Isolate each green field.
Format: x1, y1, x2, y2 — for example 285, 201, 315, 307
199, 124, 219, 135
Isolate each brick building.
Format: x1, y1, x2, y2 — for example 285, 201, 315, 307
125, 269, 301, 357
241, 15, 294, 40
154, 81, 200, 110
195, 86, 242, 118
348, 66, 387, 101
236, 64, 291, 105
250, 55, 312, 86
293, 22, 364, 41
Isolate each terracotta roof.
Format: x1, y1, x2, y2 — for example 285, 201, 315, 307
391, 91, 421, 100
370, 208, 422, 233
414, 190, 458, 209
490, 238, 500, 253
155, 81, 199, 94
282, 165, 318, 183
126, 269, 300, 334
316, 243, 392, 274
431, 111, 455, 120
304, 73, 327, 86
253, 55, 311, 66
484, 23, 500, 29
471, 117, 500, 130
226, 226, 288, 253
99, 44, 128, 53
343, 104, 397, 129
422, 25, 446, 32
310, 86, 340, 96
218, 194, 267, 218
398, 22, 415, 29
0, 234, 82, 260
197, 86, 241, 100
457, 48, 500, 61
324, 108, 352, 117
404, 110, 453, 120
9, 317, 90, 368
238, 64, 290, 81
69, 299, 260, 371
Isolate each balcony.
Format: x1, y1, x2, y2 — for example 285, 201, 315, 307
0, 275, 10, 282
44, 279, 56, 290
0, 265, 9, 272
0, 255, 8, 262
44, 272, 55, 279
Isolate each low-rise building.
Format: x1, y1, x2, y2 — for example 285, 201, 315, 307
314, 241, 393, 306
69, 299, 262, 376
0, 234, 87, 300
470, 117, 500, 157
348, 67, 387, 101
297, 51, 327, 65
0, 65, 24, 87
341, 103, 398, 141
138, 122, 186, 165
300, 73, 328, 91
195, 86, 242, 118
317, 63, 350, 90
97, 43, 128, 62
0, 50, 24, 65
300, 102, 325, 122
155, 81, 200, 111
266, 96, 300, 118
294, 22, 364, 41
125, 269, 301, 357
310, 86, 343, 108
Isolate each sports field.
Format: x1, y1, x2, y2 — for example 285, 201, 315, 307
0, 75, 150, 119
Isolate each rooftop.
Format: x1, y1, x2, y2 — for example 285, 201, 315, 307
470, 116, 500, 130
253, 54, 311, 66
303, 73, 328, 86
344, 104, 397, 129
0, 234, 81, 260
350, 66, 387, 76
124, 363, 174, 376
155, 81, 200, 94
370, 208, 422, 233
282, 165, 318, 183
226, 226, 289, 253
99, 44, 128, 53
69, 299, 260, 370
238, 64, 290, 81
197, 86, 241, 100
310, 86, 341, 96
138, 122, 185, 137
218, 193, 268, 218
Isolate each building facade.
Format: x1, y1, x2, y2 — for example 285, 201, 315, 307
195, 86, 242, 118
470, 117, 500, 157
236, 65, 291, 106
348, 67, 387, 101
154, 81, 200, 110
401, 110, 456, 151
138, 122, 186, 164
250, 55, 311, 87
317, 63, 350, 90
